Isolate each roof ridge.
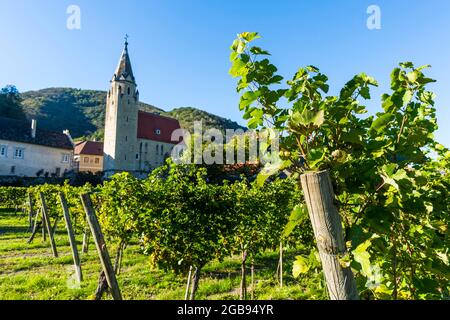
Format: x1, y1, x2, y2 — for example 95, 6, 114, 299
137, 110, 179, 122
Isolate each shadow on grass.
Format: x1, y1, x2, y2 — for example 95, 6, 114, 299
0, 225, 29, 235
0, 208, 29, 236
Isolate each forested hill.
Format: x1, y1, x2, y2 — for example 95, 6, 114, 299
20, 88, 246, 140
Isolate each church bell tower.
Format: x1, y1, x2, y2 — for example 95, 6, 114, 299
103, 37, 140, 175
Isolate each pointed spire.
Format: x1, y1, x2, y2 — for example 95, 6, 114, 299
114, 35, 135, 83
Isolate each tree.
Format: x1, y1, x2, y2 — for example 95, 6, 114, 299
0, 85, 26, 120
229, 32, 450, 299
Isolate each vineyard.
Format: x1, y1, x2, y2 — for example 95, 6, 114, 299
0, 167, 324, 300
0, 31, 449, 301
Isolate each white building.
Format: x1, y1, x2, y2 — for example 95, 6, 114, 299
0, 117, 74, 177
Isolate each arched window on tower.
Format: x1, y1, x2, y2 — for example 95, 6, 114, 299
118, 86, 122, 94
128, 87, 131, 95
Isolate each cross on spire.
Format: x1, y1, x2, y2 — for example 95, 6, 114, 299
114, 34, 135, 82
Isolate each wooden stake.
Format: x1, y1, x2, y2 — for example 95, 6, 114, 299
28, 209, 42, 244
251, 259, 255, 300
51, 217, 59, 238
42, 214, 46, 242
117, 243, 125, 275
59, 192, 82, 283
189, 267, 200, 301
300, 170, 359, 300
184, 266, 192, 300
279, 242, 283, 288
240, 250, 247, 300
39, 192, 58, 258
80, 193, 122, 300
27, 193, 34, 231
82, 228, 90, 254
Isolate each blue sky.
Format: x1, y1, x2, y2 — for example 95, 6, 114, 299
1, 0, 449, 147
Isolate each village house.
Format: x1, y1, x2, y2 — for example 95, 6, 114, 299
0, 117, 74, 177
74, 140, 104, 173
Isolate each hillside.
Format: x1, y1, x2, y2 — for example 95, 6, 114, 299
20, 88, 246, 140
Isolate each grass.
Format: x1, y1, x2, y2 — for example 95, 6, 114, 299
0, 207, 326, 300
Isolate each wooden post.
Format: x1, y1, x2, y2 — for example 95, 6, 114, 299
189, 267, 200, 300
300, 170, 359, 300
240, 250, 247, 300
279, 242, 283, 288
184, 266, 193, 300
80, 193, 122, 300
42, 216, 46, 241
39, 192, 58, 258
51, 217, 59, 238
27, 193, 34, 231
116, 243, 125, 275
82, 228, 90, 254
251, 259, 255, 300
59, 192, 82, 283
28, 209, 42, 244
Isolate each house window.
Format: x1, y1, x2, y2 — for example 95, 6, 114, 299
10, 166, 15, 174
161, 145, 164, 155
62, 154, 70, 163
136, 153, 139, 160
55, 168, 61, 177
84, 157, 89, 163
155, 129, 161, 135
125, 136, 128, 142
0, 145, 7, 157
156, 145, 159, 153
14, 148, 24, 159
95, 158, 100, 164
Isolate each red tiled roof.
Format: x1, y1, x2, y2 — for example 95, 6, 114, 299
74, 141, 104, 156
137, 111, 182, 144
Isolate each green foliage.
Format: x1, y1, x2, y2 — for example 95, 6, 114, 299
138, 163, 235, 272
229, 178, 303, 260
0, 187, 27, 209
96, 173, 144, 246
230, 32, 450, 299
0, 85, 26, 120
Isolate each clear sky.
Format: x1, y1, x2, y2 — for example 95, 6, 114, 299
1, 0, 449, 147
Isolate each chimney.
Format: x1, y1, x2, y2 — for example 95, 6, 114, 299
31, 119, 37, 139
63, 129, 74, 146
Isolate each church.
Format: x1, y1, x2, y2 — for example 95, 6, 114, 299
102, 39, 182, 176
